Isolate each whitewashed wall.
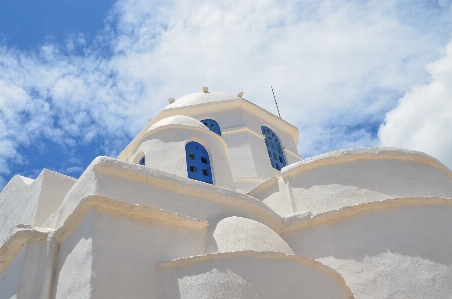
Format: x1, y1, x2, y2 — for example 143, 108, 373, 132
282, 200, 452, 299
0, 170, 75, 244
130, 124, 235, 190
251, 148, 452, 216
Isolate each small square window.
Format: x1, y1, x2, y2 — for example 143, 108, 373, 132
188, 154, 196, 160
201, 157, 208, 164
202, 169, 209, 176
189, 165, 197, 173
279, 156, 283, 163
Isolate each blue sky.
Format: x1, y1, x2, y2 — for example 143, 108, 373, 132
1, 0, 452, 190
0, 0, 114, 50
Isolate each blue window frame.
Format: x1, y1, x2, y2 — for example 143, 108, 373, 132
185, 141, 213, 184
201, 119, 221, 136
139, 156, 145, 166
261, 126, 286, 171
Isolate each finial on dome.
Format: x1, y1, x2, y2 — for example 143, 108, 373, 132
237, 92, 244, 98
168, 98, 175, 104
203, 87, 209, 93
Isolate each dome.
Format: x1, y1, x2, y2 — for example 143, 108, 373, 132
164, 91, 239, 109
148, 115, 209, 132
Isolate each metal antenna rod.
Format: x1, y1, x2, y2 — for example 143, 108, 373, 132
271, 86, 281, 118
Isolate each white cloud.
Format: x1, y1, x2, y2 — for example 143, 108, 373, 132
379, 41, 452, 169
65, 166, 84, 174
108, 0, 451, 158
1, 0, 452, 189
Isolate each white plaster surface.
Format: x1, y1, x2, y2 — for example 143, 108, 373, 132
49, 157, 282, 232
148, 115, 209, 131
252, 147, 452, 216
0, 230, 50, 299
0, 169, 75, 244
253, 177, 293, 216
34, 170, 77, 227
283, 147, 443, 173
130, 125, 235, 190
290, 158, 452, 215
17, 240, 49, 298
160, 252, 352, 299
318, 253, 452, 299
222, 131, 260, 178
0, 243, 26, 299
213, 216, 293, 254
54, 210, 93, 299
163, 91, 238, 109
90, 208, 208, 299
233, 177, 266, 194
177, 268, 257, 299
282, 202, 452, 298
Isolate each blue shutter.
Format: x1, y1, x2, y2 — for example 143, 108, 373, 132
200, 119, 221, 136
185, 141, 213, 184
261, 126, 286, 171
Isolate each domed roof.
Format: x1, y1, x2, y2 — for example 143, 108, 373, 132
148, 115, 209, 132
164, 91, 239, 109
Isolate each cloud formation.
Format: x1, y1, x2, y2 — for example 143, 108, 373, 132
380, 41, 452, 168
1, 0, 452, 189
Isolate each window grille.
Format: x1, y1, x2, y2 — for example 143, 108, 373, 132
185, 141, 213, 184
261, 126, 286, 171
201, 119, 222, 136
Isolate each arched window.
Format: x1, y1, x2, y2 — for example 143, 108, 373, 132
138, 156, 145, 166
261, 126, 286, 171
201, 119, 221, 136
185, 141, 213, 184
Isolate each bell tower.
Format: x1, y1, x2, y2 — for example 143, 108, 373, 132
118, 88, 301, 193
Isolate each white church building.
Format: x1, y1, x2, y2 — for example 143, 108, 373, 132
1, 89, 452, 298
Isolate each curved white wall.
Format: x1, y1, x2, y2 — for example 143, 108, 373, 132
49, 157, 282, 232
282, 200, 452, 299
130, 125, 235, 190
213, 216, 293, 254
251, 148, 452, 216
160, 252, 352, 299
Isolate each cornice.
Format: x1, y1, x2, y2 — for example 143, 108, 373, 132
280, 196, 452, 234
